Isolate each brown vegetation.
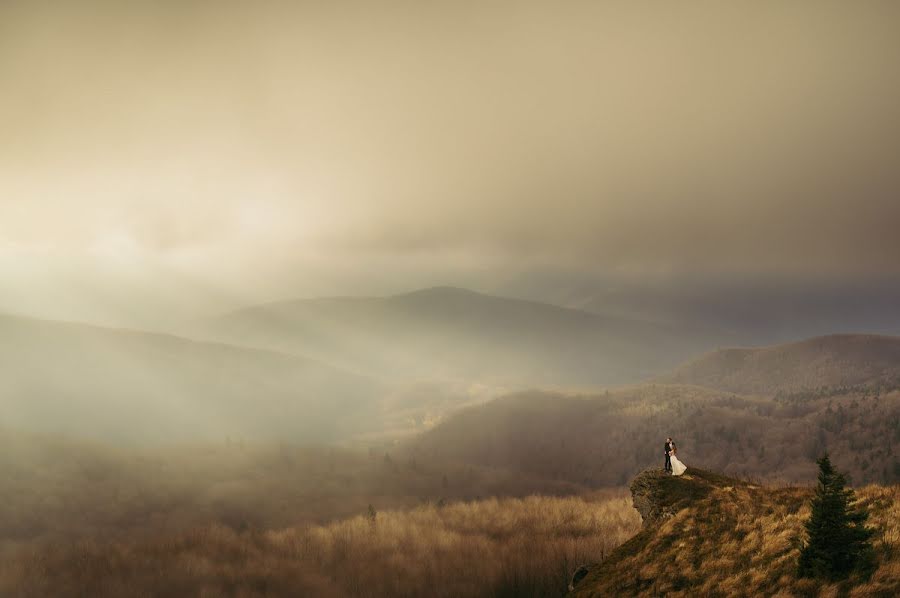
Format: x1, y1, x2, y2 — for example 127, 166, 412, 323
1, 493, 640, 598
574, 469, 900, 597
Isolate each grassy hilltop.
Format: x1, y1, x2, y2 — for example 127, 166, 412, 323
573, 469, 900, 597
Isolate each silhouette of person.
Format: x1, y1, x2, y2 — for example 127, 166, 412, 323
664, 437, 674, 473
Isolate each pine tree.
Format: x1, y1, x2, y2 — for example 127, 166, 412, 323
798, 454, 875, 581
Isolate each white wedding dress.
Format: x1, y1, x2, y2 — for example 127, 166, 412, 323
670, 454, 687, 476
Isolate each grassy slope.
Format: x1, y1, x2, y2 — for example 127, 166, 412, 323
574, 469, 900, 597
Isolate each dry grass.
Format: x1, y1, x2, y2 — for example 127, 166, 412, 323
576, 473, 900, 597
1, 493, 641, 598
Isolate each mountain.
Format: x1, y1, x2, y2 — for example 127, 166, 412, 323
0, 313, 380, 443
405, 381, 900, 486
655, 334, 900, 395
571, 469, 900, 597
198, 286, 709, 387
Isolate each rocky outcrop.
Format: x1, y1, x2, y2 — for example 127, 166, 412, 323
629, 468, 670, 527
630, 467, 728, 528
571, 469, 759, 596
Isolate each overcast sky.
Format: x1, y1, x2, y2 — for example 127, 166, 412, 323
2, 1, 899, 325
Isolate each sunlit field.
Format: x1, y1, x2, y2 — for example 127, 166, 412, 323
2, 493, 640, 598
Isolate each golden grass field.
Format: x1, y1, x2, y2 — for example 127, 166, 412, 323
2, 493, 640, 598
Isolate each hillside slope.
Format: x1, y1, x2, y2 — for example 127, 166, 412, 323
0, 313, 379, 443
655, 334, 900, 395
199, 287, 707, 386
406, 385, 900, 486
572, 469, 900, 597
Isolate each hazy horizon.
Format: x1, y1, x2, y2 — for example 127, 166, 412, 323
3, 1, 900, 331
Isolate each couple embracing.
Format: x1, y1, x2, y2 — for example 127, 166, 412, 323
664, 437, 687, 476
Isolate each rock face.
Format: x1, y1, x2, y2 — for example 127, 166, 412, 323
630, 467, 728, 528
629, 468, 672, 527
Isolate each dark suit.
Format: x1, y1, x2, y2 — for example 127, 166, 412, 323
664, 441, 673, 472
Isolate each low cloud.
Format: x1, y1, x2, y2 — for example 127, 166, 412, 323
1, 0, 899, 320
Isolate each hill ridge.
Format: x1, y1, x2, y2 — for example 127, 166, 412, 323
200, 286, 705, 386
216, 286, 633, 323
655, 333, 900, 394
0, 311, 340, 365
0, 312, 380, 444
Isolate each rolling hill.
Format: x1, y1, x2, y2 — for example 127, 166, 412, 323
0, 313, 381, 443
655, 334, 900, 395
198, 286, 709, 387
405, 380, 900, 486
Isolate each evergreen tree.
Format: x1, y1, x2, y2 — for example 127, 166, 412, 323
798, 454, 875, 581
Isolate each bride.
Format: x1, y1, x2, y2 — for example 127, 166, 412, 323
670, 441, 687, 476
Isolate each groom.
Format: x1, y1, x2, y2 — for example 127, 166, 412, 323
664, 437, 674, 474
